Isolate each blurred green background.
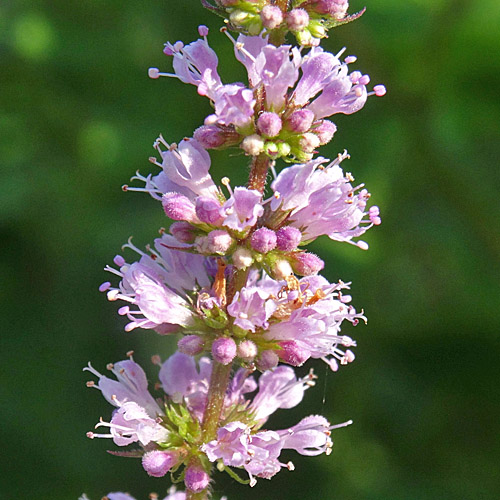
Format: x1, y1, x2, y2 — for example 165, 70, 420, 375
2, 0, 499, 499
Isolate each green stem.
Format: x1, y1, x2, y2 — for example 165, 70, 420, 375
247, 154, 272, 194
201, 361, 233, 442
191, 362, 232, 500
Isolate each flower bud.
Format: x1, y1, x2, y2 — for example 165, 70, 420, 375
314, 120, 337, 145
315, 0, 349, 19
257, 112, 282, 138
299, 132, 321, 153
162, 193, 198, 222
241, 134, 265, 156
276, 226, 302, 251
291, 252, 325, 276
229, 10, 249, 26
142, 450, 177, 478
287, 109, 315, 133
286, 9, 310, 31
250, 227, 277, 253
206, 230, 234, 254
212, 337, 237, 365
272, 259, 294, 280
195, 197, 223, 225
193, 125, 228, 149
238, 340, 258, 362
256, 350, 279, 371
260, 5, 283, 30
184, 465, 210, 493
232, 247, 254, 270
278, 340, 310, 366
170, 221, 197, 243
178, 335, 205, 356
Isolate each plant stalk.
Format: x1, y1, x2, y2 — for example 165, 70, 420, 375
247, 154, 272, 194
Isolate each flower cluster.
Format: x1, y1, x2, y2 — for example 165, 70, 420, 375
85, 352, 350, 489
149, 28, 384, 162
85, 1, 384, 499
202, 0, 367, 46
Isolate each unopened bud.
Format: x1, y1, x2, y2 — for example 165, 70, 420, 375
287, 109, 315, 133
291, 252, 324, 276
178, 335, 205, 356
260, 5, 283, 30
299, 132, 321, 153
205, 230, 234, 254
194, 125, 228, 149
195, 196, 223, 225
314, 120, 337, 145
276, 226, 302, 251
170, 221, 197, 243
286, 9, 310, 31
257, 112, 282, 138
162, 193, 198, 222
251, 227, 277, 253
233, 247, 254, 270
256, 350, 279, 371
238, 340, 258, 362
272, 259, 294, 280
241, 134, 265, 156
184, 465, 210, 493
142, 450, 177, 478
230, 9, 249, 25
212, 337, 237, 365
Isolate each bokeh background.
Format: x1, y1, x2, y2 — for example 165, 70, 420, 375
2, 0, 499, 499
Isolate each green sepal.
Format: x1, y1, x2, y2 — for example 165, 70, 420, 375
202, 305, 228, 329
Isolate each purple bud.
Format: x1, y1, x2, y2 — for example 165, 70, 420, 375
315, 0, 349, 19
276, 226, 302, 251
291, 252, 325, 276
194, 125, 227, 149
314, 120, 337, 145
256, 350, 279, 371
194, 124, 240, 149
162, 193, 198, 222
250, 227, 277, 253
286, 9, 310, 31
185, 465, 210, 493
260, 5, 284, 30
212, 337, 237, 365
142, 450, 177, 478
170, 221, 197, 244
178, 335, 205, 356
237, 340, 258, 362
257, 112, 283, 138
203, 230, 234, 254
195, 196, 223, 225
287, 109, 315, 133
278, 340, 310, 366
